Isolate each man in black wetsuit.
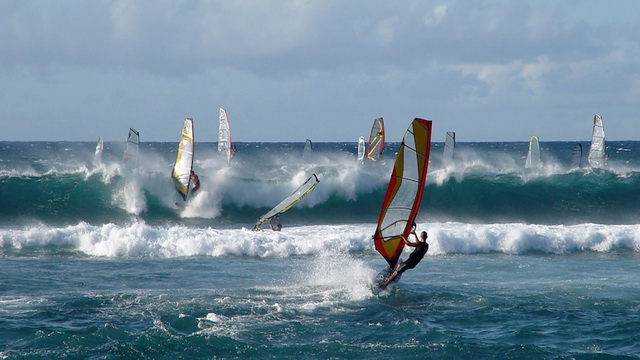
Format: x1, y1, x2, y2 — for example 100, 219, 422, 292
379, 228, 429, 290
190, 171, 200, 194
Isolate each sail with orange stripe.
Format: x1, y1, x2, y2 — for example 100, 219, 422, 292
373, 118, 432, 268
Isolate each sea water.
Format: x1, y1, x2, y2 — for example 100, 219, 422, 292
1, 140, 640, 359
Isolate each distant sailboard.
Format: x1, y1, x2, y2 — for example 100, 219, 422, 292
373, 118, 433, 273
123, 128, 140, 170
93, 137, 104, 166
572, 143, 583, 168
218, 108, 233, 163
357, 136, 365, 163
171, 118, 195, 201
442, 131, 455, 166
302, 139, 313, 160
366, 117, 385, 161
252, 174, 320, 230
588, 114, 605, 168
524, 135, 541, 170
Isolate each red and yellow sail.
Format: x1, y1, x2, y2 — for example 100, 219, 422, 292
373, 118, 432, 267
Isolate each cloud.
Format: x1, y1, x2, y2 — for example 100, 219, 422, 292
1, 0, 639, 141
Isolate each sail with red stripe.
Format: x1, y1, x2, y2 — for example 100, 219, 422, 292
373, 118, 432, 268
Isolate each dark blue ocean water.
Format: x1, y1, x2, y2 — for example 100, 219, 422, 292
1, 140, 640, 359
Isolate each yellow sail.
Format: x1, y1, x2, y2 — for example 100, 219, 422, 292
172, 118, 194, 201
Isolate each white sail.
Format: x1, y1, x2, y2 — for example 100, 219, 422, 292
525, 135, 541, 169
93, 137, 104, 166
443, 131, 455, 166
218, 108, 232, 163
172, 118, 194, 201
253, 174, 320, 229
357, 136, 365, 163
302, 139, 313, 160
588, 114, 606, 168
123, 128, 139, 170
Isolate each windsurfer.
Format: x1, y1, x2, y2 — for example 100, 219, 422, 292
379, 228, 429, 290
190, 171, 200, 194
270, 217, 282, 231
254, 217, 282, 232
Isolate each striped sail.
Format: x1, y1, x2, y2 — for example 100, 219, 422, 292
172, 118, 194, 201
253, 174, 320, 229
373, 118, 432, 268
588, 114, 606, 168
525, 135, 541, 169
366, 117, 385, 161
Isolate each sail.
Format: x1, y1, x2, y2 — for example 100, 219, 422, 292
572, 143, 583, 168
357, 136, 365, 163
218, 108, 232, 163
588, 114, 605, 168
303, 139, 313, 160
373, 118, 432, 268
123, 128, 139, 170
442, 131, 455, 166
253, 174, 320, 229
93, 137, 104, 166
366, 117, 385, 161
524, 135, 541, 169
171, 118, 194, 201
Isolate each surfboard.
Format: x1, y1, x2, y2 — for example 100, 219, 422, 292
357, 136, 365, 163
373, 259, 403, 287
171, 118, 194, 201
372, 118, 432, 288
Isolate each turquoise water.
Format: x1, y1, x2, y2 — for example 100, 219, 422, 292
3, 254, 640, 359
1, 140, 640, 358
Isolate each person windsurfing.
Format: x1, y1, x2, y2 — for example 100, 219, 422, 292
190, 171, 200, 194
269, 216, 282, 231
379, 225, 429, 290
255, 216, 282, 232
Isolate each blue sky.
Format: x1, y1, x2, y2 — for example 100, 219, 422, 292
1, 0, 639, 142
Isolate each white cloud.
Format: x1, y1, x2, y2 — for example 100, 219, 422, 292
1, 0, 639, 141
424, 5, 447, 27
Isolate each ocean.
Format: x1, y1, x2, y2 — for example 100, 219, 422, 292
1, 139, 640, 359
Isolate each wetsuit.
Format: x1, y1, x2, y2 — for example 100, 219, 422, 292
396, 241, 429, 275
191, 176, 200, 194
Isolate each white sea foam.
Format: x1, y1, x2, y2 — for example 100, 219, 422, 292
1, 221, 639, 258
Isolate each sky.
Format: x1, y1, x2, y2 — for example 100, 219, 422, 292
1, 0, 639, 142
